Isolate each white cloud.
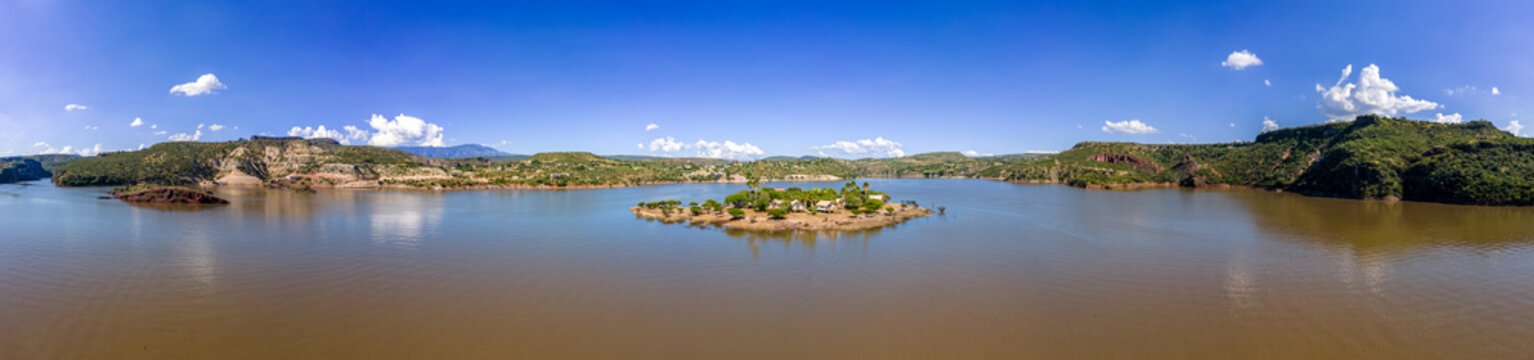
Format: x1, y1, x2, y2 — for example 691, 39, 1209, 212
169, 73, 227, 96
645, 136, 684, 152
288, 114, 446, 147
64, 104, 88, 111
84, 125, 98, 130
130, 117, 144, 127
1101, 119, 1158, 134
33, 142, 48, 148
1506, 120, 1524, 137
1430, 113, 1463, 124
1221, 50, 1263, 70
197, 124, 204, 130
962, 150, 994, 157
208, 124, 225, 131
692, 140, 763, 160
812, 137, 906, 158
367, 114, 444, 147
1264, 79, 1271, 87
1228, 123, 1236, 127
168, 130, 203, 141
1316, 64, 1440, 122
150, 124, 157, 129
1261, 117, 1279, 132
288, 125, 351, 144
138, 144, 146, 150
38, 143, 103, 156
644, 123, 659, 131
153, 131, 166, 135
1179, 133, 1198, 141
640, 137, 764, 159
1492, 87, 1501, 95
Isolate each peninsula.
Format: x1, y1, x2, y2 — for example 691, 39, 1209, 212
631, 180, 931, 231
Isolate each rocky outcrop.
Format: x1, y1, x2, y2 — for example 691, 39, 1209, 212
112, 187, 229, 205
1088, 153, 1162, 173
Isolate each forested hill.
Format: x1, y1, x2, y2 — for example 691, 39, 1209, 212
1, 154, 80, 184
983, 115, 1534, 205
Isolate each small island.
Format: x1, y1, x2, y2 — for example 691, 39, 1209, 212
632, 180, 931, 232
111, 185, 229, 205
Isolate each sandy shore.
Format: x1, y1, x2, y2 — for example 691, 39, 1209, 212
631, 204, 932, 232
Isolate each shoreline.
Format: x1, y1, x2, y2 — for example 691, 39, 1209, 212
42, 176, 1512, 207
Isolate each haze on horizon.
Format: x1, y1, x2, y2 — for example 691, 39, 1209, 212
1, 1, 1528, 159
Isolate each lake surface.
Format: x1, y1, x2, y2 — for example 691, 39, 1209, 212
3, 179, 1534, 358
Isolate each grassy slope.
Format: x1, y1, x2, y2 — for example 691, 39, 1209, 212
988, 115, 1533, 204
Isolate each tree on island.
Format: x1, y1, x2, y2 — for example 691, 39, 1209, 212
767, 208, 787, 219
727, 208, 745, 219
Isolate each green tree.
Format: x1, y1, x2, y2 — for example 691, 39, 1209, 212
767, 208, 787, 219
727, 208, 745, 219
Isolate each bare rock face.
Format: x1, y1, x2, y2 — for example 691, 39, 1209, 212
1088, 153, 1162, 173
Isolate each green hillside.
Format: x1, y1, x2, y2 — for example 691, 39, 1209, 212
988, 115, 1534, 205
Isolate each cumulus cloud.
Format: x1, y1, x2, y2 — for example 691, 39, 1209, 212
693, 140, 763, 160
64, 104, 88, 111
169, 73, 227, 96
644, 123, 659, 131
1102, 119, 1158, 134
1316, 64, 1440, 122
168, 130, 202, 141
208, 124, 225, 131
1261, 117, 1279, 132
962, 150, 994, 157
288, 126, 349, 143
129, 117, 143, 127
1221, 50, 1263, 70
1492, 87, 1501, 95
1506, 120, 1524, 137
38, 143, 103, 156
367, 114, 444, 147
641, 137, 765, 159
645, 136, 684, 152
1430, 113, 1463, 124
812, 137, 906, 158
289, 114, 446, 147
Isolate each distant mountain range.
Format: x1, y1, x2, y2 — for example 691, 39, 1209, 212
392, 144, 520, 159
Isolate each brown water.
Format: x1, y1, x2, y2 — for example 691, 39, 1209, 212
2, 179, 1533, 358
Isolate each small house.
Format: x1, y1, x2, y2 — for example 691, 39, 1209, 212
869, 194, 887, 201
815, 200, 836, 212
769, 199, 784, 208
790, 200, 806, 212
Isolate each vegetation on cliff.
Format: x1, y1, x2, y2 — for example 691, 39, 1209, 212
985, 115, 1534, 205
1, 154, 79, 184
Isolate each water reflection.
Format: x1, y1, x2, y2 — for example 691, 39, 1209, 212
367, 192, 444, 250
1235, 191, 1534, 253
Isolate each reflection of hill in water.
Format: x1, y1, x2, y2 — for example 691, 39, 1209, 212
722, 227, 887, 258
1231, 190, 1534, 252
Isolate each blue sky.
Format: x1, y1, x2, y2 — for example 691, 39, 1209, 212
1, 0, 1529, 158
